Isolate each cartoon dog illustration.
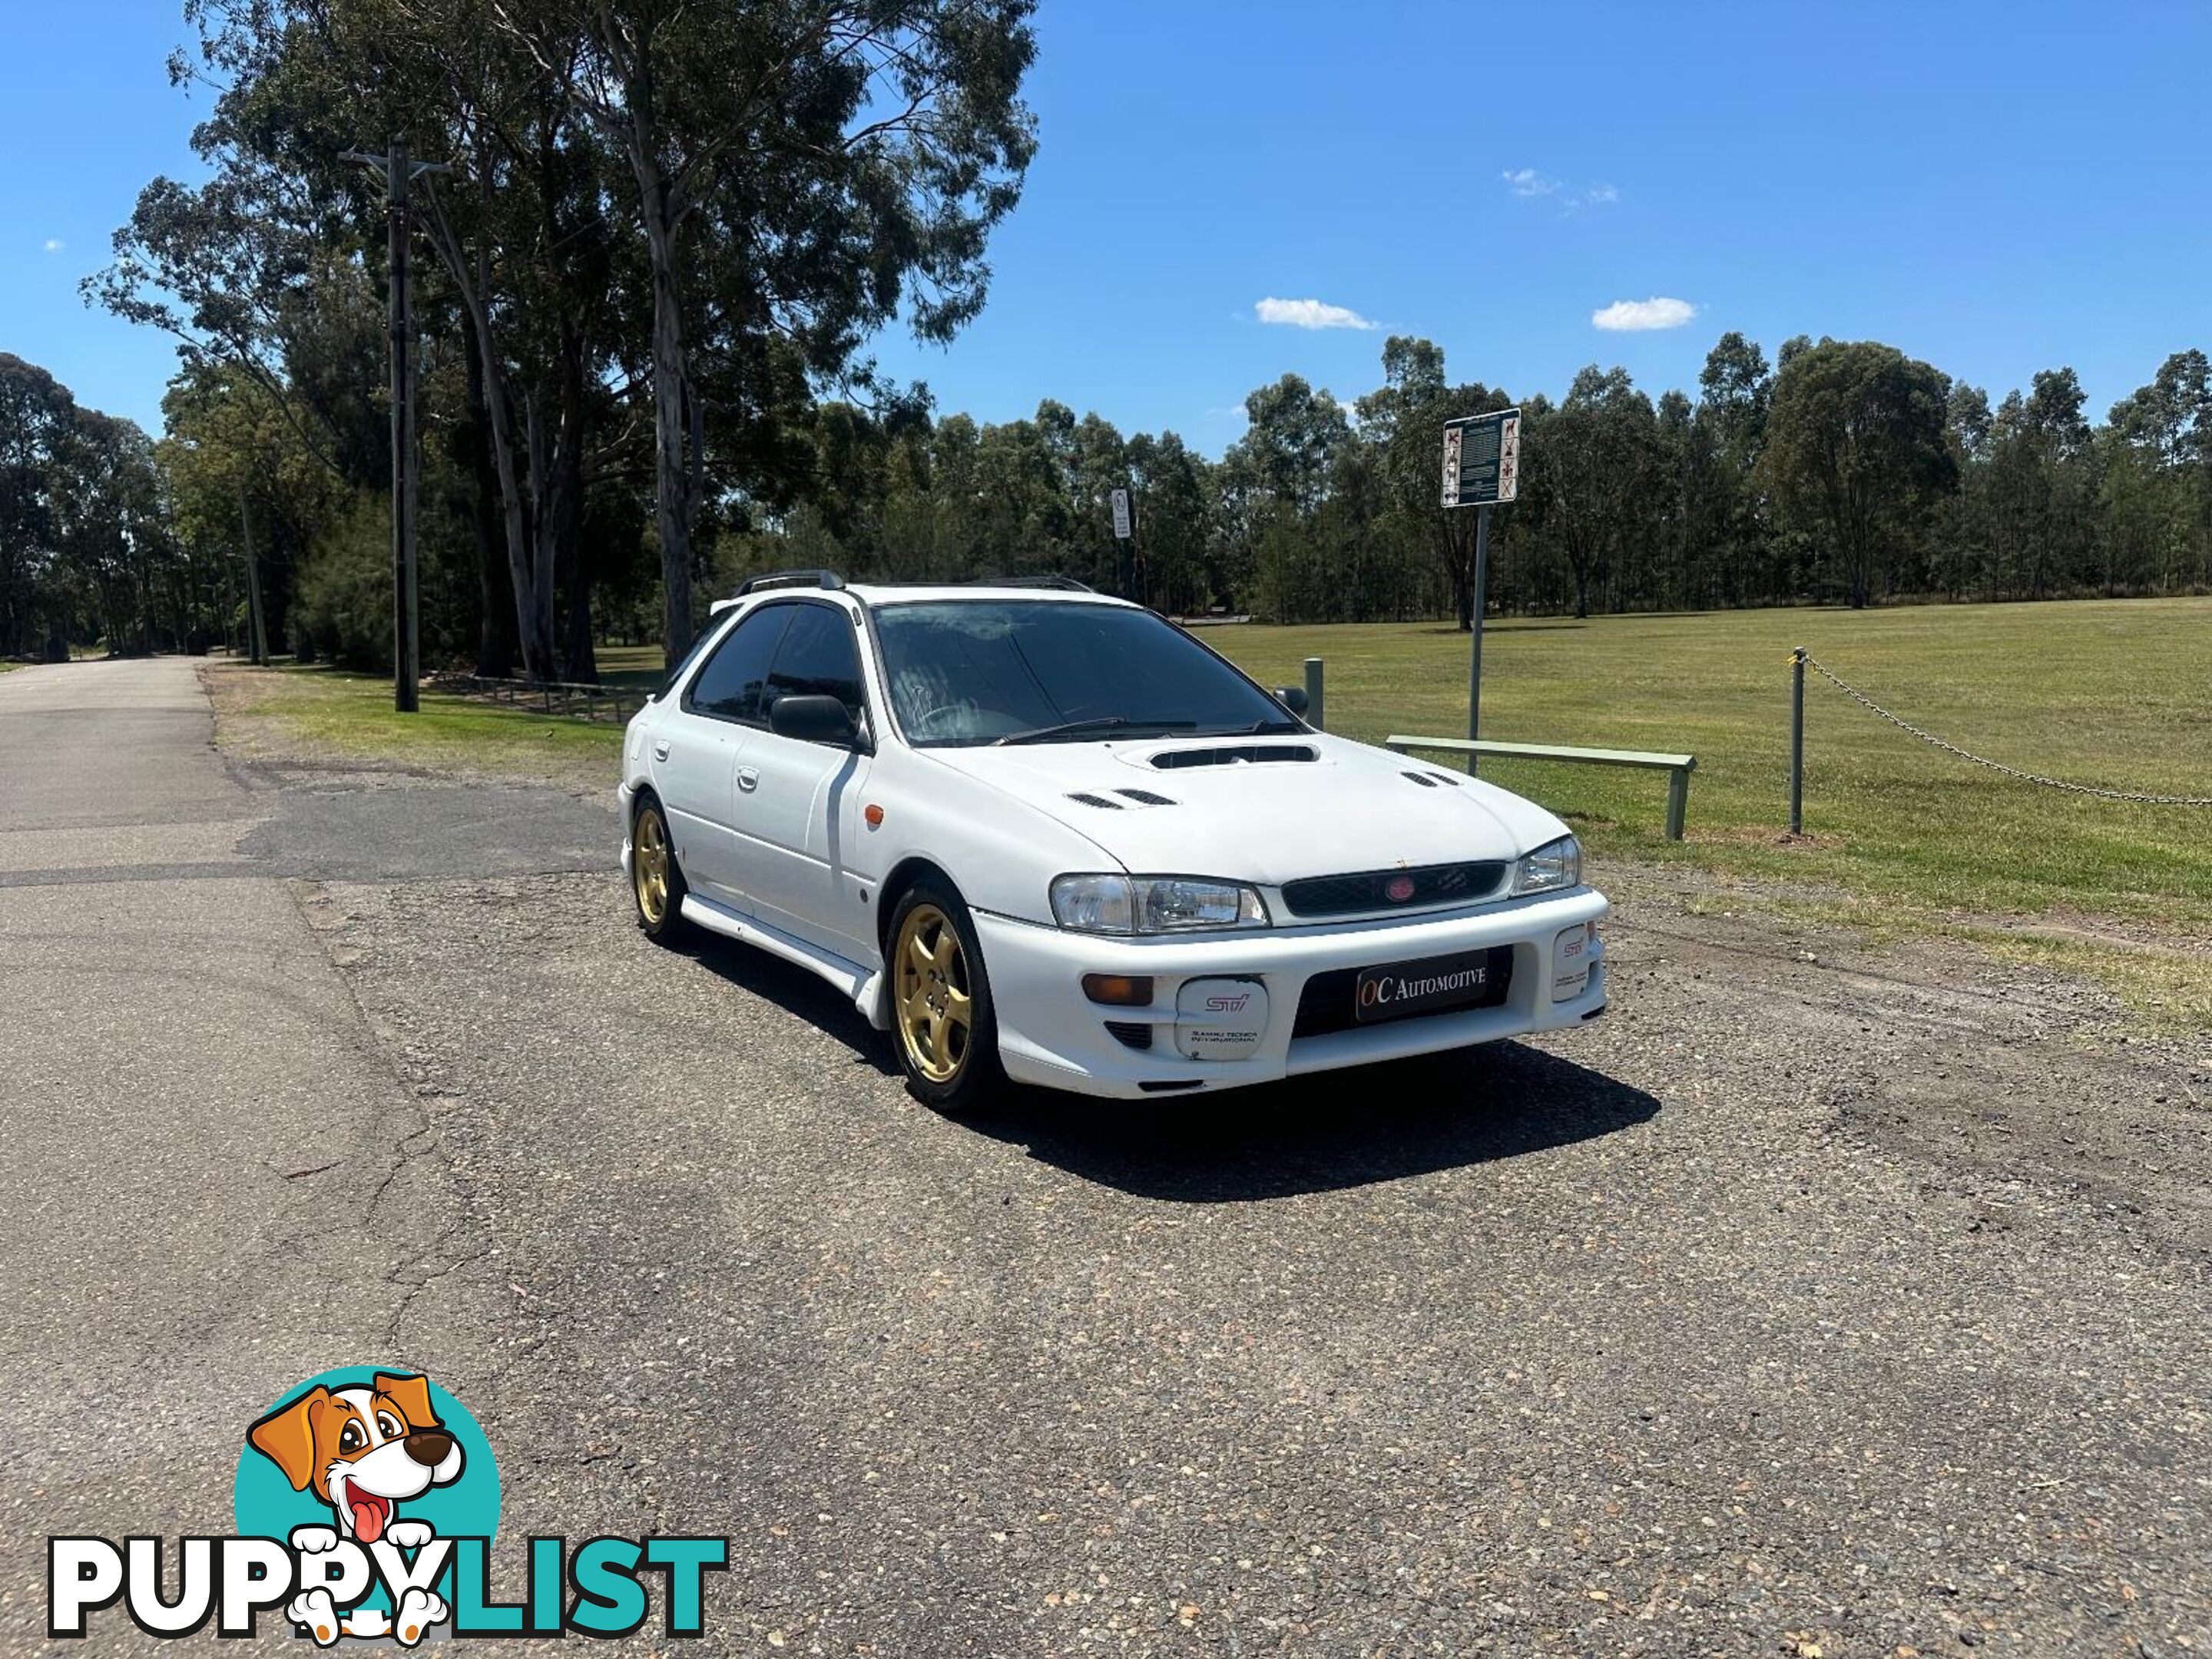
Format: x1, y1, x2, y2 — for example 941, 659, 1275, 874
247, 1373, 464, 1646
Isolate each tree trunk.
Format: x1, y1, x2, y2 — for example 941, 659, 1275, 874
552, 317, 595, 684
644, 217, 694, 667
418, 202, 557, 680
462, 330, 518, 679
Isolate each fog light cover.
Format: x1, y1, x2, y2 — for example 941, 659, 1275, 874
1552, 921, 1594, 1001
1174, 978, 1269, 1061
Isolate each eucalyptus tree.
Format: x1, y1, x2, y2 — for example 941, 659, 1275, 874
1694, 331, 1772, 604
1358, 339, 1508, 629
1123, 431, 1212, 615
1760, 340, 1954, 609
1524, 366, 1660, 619
52, 414, 174, 656
98, 0, 644, 680
492, 0, 1040, 661
0, 356, 77, 657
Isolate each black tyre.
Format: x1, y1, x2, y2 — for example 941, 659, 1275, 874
630, 793, 690, 945
885, 878, 1005, 1112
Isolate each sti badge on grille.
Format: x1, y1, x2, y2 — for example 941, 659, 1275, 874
1384, 874, 1416, 902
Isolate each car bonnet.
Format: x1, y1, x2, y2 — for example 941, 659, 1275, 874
922, 731, 1565, 887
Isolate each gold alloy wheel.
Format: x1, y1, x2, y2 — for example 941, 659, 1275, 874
634, 805, 672, 925
893, 902, 973, 1084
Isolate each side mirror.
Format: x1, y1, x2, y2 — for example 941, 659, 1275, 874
1274, 685, 1309, 716
770, 693, 861, 747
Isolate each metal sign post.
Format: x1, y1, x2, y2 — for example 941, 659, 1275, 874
1441, 408, 1522, 744
1110, 486, 1137, 601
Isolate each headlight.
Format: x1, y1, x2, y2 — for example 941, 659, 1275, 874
1510, 834, 1582, 896
1049, 874, 1271, 935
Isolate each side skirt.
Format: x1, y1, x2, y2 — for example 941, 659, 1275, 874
678, 892, 891, 1030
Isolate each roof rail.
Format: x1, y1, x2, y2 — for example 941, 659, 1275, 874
969, 574, 1094, 592
735, 568, 846, 597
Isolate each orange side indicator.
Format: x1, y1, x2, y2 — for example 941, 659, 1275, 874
863, 803, 885, 829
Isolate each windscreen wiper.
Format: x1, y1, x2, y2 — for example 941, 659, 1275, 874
992, 717, 1197, 747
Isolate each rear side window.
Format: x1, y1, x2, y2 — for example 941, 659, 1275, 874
764, 604, 866, 723
685, 604, 794, 722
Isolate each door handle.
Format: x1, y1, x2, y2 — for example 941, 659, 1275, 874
736, 767, 760, 793
652, 740, 670, 761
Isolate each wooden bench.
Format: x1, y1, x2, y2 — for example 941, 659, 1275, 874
1386, 735, 1698, 841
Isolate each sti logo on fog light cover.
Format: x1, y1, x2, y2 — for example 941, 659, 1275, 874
1553, 923, 1593, 999
48, 1366, 729, 1644
1204, 991, 1251, 1013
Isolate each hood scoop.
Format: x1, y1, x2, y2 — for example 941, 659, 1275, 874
1147, 743, 1319, 770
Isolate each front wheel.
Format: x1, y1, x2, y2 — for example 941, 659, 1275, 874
631, 795, 690, 945
886, 880, 1005, 1112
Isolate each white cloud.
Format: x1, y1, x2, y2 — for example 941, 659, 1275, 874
1253, 296, 1377, 332
1591, 296, 1698, 332
1503, 170, 1620, 210
43, 237, 64, 253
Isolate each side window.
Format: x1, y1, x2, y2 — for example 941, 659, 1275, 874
764, 604, 866, 724
684, 604, 794, 723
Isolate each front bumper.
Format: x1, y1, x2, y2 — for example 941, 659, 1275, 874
973, 886, 1609, 1099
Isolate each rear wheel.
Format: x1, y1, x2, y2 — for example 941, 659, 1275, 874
886, 879, 1004, 1112
631, 795, 690, 945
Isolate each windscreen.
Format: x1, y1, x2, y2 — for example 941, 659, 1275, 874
871, 601, 1294, 747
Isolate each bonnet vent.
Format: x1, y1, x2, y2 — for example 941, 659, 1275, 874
1147, 744, 1319, 770
1066, 792, 1124, 810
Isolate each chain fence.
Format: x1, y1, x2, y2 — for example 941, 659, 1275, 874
1800, 653, 2212, 807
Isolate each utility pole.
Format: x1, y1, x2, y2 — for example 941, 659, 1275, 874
240, 493, 269, 665
342, 138, 449, 714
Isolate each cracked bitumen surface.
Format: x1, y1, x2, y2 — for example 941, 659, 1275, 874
2, 657, 2209, 1657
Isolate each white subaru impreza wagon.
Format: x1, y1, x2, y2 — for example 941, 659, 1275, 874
619, 572, 1608, 1109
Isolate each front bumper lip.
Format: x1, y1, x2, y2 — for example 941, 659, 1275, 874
972, 886, 1609, 1099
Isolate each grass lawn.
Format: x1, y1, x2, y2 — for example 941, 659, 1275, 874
1210, 598, 2212, 922
1210, 598, 2212, 1028
594, 643, 668, 691
204, 659, 619, 790
210, 599, 2212, 1028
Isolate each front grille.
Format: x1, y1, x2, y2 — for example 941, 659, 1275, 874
1279, 860, 1508, 918
1292, 946, 1512, 1038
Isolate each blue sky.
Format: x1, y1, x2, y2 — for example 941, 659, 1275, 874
5, 2, 2207, 450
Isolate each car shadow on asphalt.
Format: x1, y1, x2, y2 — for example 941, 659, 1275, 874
676, 935, 1657, 1199
966, 1042, 1660, 1202
684, 932, 902, 1080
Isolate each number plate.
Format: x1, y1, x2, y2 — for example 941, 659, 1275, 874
1353, 949, 1492, 1024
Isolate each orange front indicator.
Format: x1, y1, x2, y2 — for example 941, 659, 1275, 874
1081, 973, 1154, 1007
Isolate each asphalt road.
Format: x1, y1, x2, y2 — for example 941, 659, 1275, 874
2, 658, 2207, 1657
